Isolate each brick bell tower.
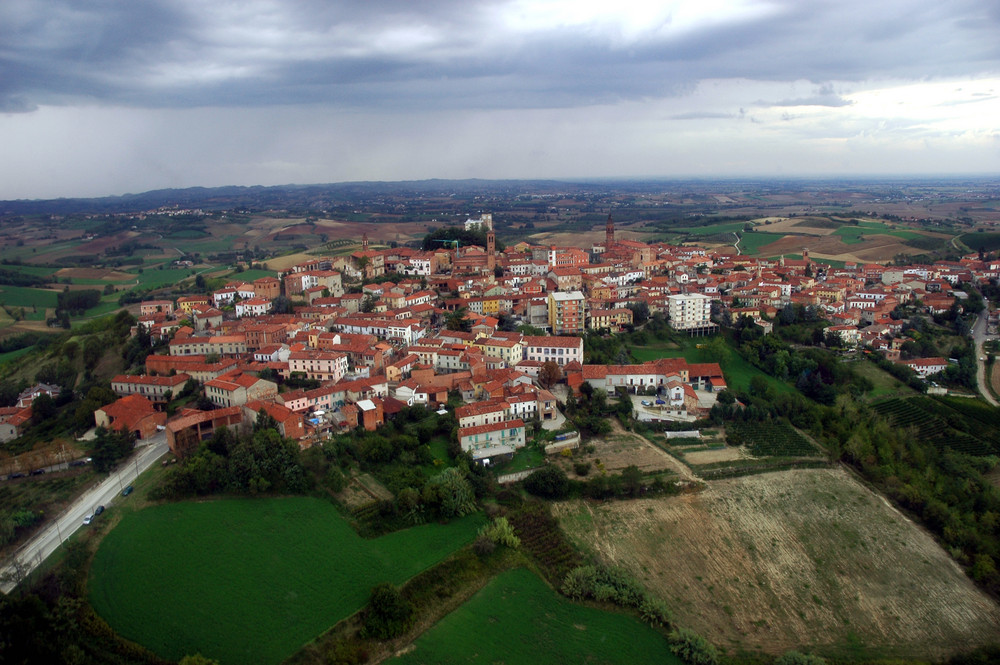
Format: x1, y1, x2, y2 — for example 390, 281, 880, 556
487, 229, 496, 272
606, 213, 615, 248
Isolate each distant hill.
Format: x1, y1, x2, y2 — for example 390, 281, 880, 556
0, 179, 600, 217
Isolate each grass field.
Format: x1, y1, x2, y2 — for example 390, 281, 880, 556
89, 497, 484, 665
834, 226, 924, 245
673, 222, 747, 235
853, 361, 914, 398
222, 268, 278, 281
630, 337, 792, 394
737, 231, 786, 255
0, 285, 59, 308
389, 567, 678, 665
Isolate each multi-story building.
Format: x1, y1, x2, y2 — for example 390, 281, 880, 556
521, 335, 584, 366
288, 350, 349, 383
111, 374, 190, 404
457, 419, 526, 462
667, 293, 713, 330
548, 290, 585, 335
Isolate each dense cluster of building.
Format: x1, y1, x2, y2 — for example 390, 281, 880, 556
88, 213, 999, 462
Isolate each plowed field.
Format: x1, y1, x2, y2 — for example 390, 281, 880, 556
554, 468, 1000, 659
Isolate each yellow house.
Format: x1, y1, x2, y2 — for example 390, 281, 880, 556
176, 295, 210, 314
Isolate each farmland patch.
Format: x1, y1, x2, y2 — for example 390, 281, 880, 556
388, 568, 677, 665
554, 468, 1000, 659
89, 497, 482, 665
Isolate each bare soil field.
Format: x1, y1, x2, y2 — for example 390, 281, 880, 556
751, 217, 838, 236
554, 467, 1000, 660
558, 423, 693, 481
756, 234, 922, 264
990, 363, 1000, 399
682, 446, 746, 465
336, 472, 393, 510
55, 267, 135, 281
528, 230, 647, 247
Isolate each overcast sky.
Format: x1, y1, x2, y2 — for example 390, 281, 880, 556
1, 0, 998, 200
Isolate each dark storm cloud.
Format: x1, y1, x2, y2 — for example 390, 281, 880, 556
1, 0, 998, 113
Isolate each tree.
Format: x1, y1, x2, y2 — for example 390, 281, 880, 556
254, 408, 279, 433
539, 361, 562, 389
271, 295, 293, 314
524, 465, 569, 499
426, 467, 476, 517
360, 294, 378, 313
361, 583, 413, 639
445, 307, 472, 332
90, 427, 135, 473
627, 301, 650, 326
30, 394, 57, 425
621, 465, 643, 497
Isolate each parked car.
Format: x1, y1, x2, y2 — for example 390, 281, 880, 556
30, 469, 45, 476
655, 399, 666, 405
122, 485, 134, 497
640, 400, 652, 406
94, 505, 105, 516
83, 514, 93, 525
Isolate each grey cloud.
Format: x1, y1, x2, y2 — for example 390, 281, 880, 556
670, 112, 737, 120
0, 0, 998, 113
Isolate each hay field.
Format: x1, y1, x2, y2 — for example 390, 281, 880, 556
555, 468, 1000, 660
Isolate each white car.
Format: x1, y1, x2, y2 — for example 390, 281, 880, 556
83, 514, 93, 525
640, 400, 652, 406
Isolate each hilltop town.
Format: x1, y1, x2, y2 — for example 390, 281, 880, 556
2, 186, 1000, 665
24, 210, 985, 463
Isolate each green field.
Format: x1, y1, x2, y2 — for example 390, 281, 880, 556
89, 497, 483, 665
388, 567, 677, 665
672, 222, 746, 236
0, 285, 59, 308
222, 268, 278, 281
0, 264, 58, 278
631, 337, 792, 394
960, 232, 1000, 252
737, 231, 784, 255
834, 226, 924, 245
131, 267, 197, 289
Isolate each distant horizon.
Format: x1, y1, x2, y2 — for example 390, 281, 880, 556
4, 172, 1000, 205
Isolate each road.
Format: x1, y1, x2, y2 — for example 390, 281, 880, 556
972, 310, 998, 407
0, 433, 168, 594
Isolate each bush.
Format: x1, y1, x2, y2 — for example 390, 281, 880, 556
361, 583, 413, 640
561, 564, 644, 608
524, 465, 569, 499
668, 627, 719, 665
639, 596, 674, 628
477, 516, 520, 549
472, 534, 496, 558
775, 652, 827, 665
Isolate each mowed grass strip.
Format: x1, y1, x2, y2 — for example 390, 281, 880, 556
389, 567, 678, 665
631, 338, 792, 394
89, 497, 483, 665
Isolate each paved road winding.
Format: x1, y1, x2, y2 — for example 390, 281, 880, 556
973, 311, 997, 407
0, 433, 168, 594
